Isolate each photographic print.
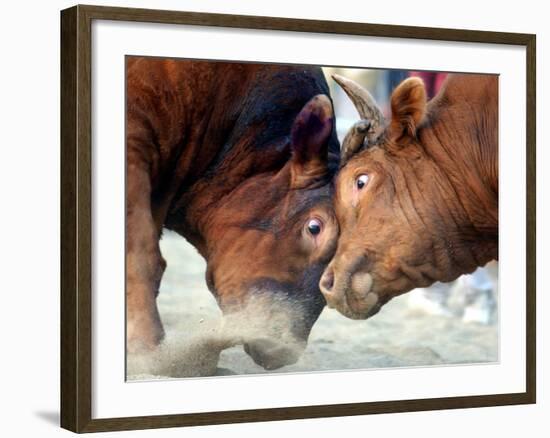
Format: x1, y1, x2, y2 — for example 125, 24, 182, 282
125, 57, 499, 381
61, 6, 535, 431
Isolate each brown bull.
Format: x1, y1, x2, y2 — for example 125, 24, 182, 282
319, 73, 497, 319
127, 57, 339, 369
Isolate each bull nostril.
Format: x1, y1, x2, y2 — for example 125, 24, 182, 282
320, 269, 334, 294
350, 271, 374, 298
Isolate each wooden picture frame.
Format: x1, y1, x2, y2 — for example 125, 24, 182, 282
60, 4, 536, 433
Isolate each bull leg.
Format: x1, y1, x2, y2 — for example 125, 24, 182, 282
126, 163, 165, 353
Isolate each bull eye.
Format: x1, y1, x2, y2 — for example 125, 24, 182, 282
356, 174, 369, 190
307, 218, 322, 236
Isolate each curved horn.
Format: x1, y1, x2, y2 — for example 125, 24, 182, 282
332, 74, 386, 165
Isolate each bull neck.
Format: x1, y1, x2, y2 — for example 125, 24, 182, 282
419, 100, 498, 263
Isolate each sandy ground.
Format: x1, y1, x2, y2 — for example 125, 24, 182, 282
127, 231, 498, 380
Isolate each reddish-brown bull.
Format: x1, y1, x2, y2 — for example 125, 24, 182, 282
126, 58, 339, 369
319, 73, 497, 319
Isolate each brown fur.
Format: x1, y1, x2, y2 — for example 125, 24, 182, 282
320, 74, 498, 319
126, 57, 339, 368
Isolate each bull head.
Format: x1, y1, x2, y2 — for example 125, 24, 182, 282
320, 73, 497, 320
204, 94, 339, 369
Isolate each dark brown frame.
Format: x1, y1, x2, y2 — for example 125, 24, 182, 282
60, 4, 536, 433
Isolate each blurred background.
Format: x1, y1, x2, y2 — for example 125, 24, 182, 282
128, 67, 498, 380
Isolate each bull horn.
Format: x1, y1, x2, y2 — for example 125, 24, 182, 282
339, 119, 371, 166
332, 74, 386, 165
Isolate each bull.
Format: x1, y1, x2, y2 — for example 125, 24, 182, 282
319, 73, 497, 319
126, 58, 340, 369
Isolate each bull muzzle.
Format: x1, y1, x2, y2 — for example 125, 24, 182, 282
244, 338, 306, 370
319, 262, 381, 319
220, 285, 320, 370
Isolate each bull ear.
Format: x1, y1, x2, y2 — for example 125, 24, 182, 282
389, 77, 427, 143
290, 94, 333, 188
